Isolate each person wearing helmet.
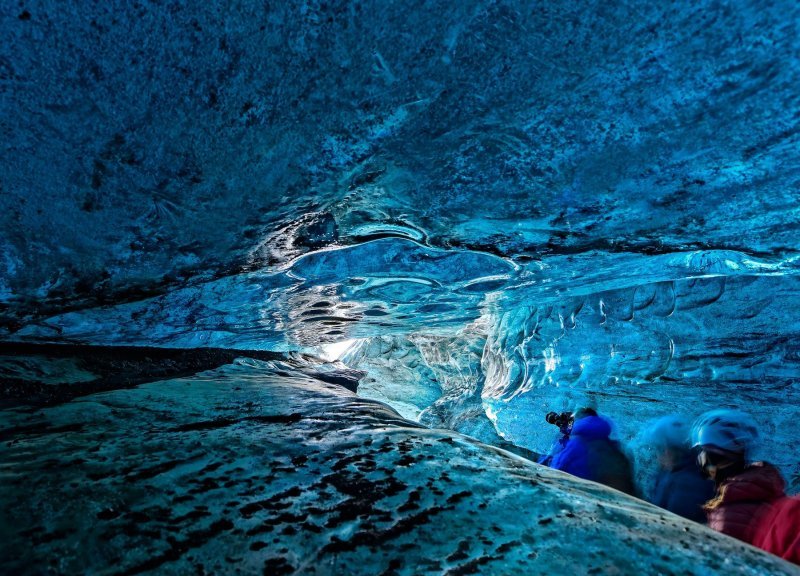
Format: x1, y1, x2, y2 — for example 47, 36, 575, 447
691, 409, 787, 545
550, 408, 636, 495
645, 415, 714, 523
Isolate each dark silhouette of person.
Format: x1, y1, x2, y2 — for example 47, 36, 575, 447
644, 415, 714, 523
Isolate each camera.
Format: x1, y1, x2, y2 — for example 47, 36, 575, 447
545, 411, 574, 430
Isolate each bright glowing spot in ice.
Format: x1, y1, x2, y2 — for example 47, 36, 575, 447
320, 339, 356, 361
543, 345, 558, 372
485, 404, 498, 424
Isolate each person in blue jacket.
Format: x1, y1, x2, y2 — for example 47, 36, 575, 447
550, 408, 636, 495
646, 415, 715, 523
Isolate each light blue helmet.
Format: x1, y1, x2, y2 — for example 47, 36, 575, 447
691, 409, 759, 456
646, 415, 691, 450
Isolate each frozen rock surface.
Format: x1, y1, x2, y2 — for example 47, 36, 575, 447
1, 360, 796, 575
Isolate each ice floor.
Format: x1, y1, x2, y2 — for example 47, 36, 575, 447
1, 359, 796, 575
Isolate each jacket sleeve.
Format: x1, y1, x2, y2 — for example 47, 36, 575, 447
667, 486, 708, 523
551, 439, 590, 480
661, 472, 714, 523
753, 496, 800, 564
651, 472, 670, 508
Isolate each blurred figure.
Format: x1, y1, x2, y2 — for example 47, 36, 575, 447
551, 408, 636, 495
691, 409, 786, 545
644, 415, 714, 523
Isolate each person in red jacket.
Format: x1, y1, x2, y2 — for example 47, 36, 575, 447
691, 410, 788, 547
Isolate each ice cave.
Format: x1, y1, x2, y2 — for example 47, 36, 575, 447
1, 1, 799, 574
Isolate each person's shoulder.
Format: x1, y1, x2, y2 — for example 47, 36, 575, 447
722, 462, 786, 501
741, 462, 785, 487
571, 415, 611, 438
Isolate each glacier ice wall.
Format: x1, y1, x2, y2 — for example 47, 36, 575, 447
482, 269, 800, 490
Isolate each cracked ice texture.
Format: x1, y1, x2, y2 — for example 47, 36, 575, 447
481, 269, 800, 491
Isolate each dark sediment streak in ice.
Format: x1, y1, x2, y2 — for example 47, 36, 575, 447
0, 343, 362, 407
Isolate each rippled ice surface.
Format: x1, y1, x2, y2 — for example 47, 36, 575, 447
13, 242, 800, 493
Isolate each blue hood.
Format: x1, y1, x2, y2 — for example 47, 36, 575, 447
571, 415, 612, 440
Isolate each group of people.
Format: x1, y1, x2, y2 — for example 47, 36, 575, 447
537, 407, 799, 564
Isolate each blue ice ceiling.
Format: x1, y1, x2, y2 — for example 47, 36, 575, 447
4, 1, 800, 326
3, 0, 800, 479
